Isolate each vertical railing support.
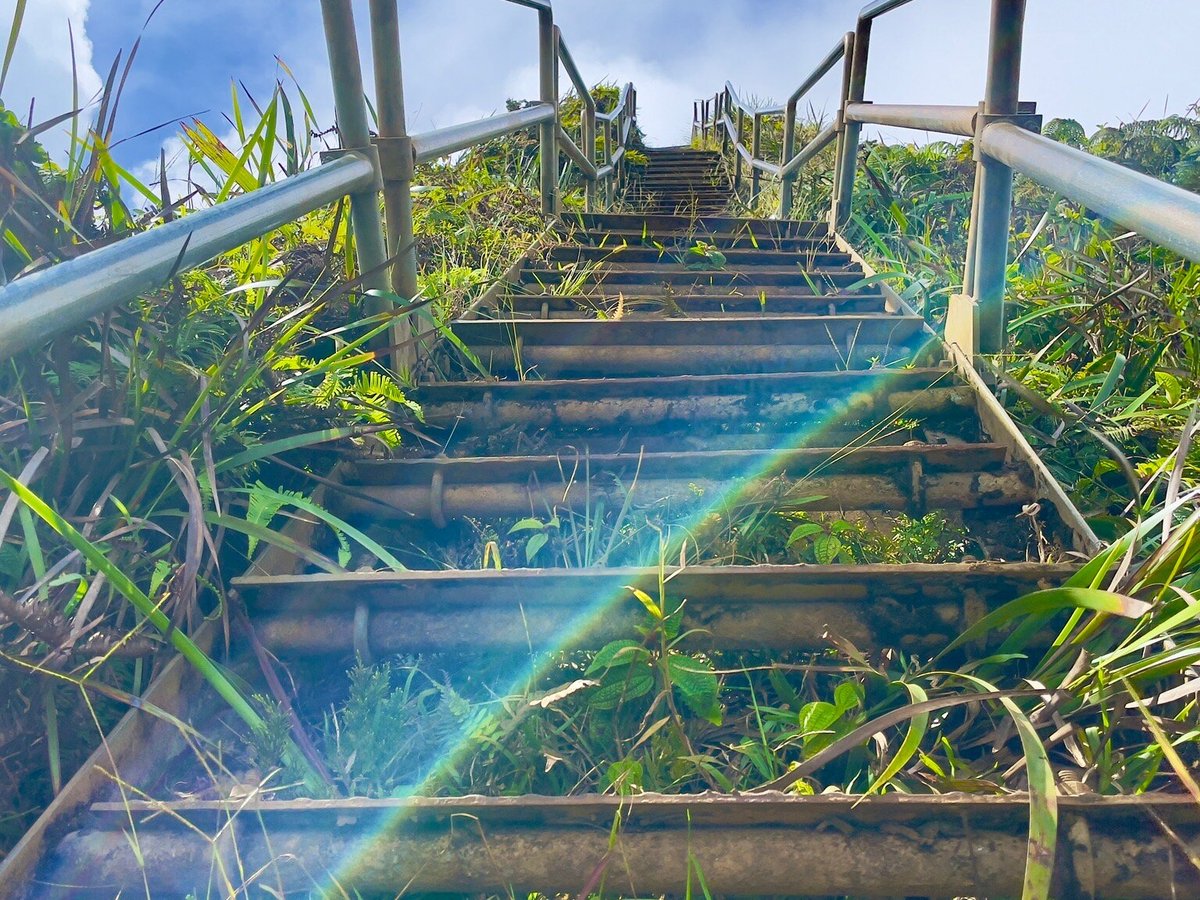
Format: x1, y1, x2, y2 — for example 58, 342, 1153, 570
780, 98, 798, 218
969, 0, 1027, 354
832, 20, 869, 228
751, 112, 763, 204
368, 0, 422, 369
537, 7, 559, 215
319, 0, 391, 327
733, 106, 745, 194
721, 89, 730, 156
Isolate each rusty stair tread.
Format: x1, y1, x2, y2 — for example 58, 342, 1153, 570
453, 314, 926, 344
234, 563, 1075, 654
90, 790, 1200, 824
347, 443, 1011, 480
413, 367, 957, 399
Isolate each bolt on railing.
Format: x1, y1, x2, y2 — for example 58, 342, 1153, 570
0, 0, 638, 370
696, 0, 1200, 360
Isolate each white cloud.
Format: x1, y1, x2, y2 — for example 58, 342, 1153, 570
0, 0, 104, 159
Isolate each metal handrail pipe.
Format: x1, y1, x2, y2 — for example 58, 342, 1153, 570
557, 124, 598, 179
979, 121, 1200, 265
503, 0, 552, 11
610, 146, 626, 167
595, 83, 632, 122
413, 104, 555, 163
721, 113, 739, 145
724, 82, 758, 118
0, 153, 377, 359
734, 140, 755, 166
751, 157, 782, 177
787, 40, 847, 107
556, 35, 593, 115
596, 164, 614, 181
844, 102, 976, 137
780, 121, 840, 178
859, 0, 921, 23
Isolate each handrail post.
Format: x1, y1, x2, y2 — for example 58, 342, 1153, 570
733, 107, 745, 194
584, 89, 597, 211
832, 21, 869, 228
969, 0, 1027, 354
721, 89, 730, 155
780, 98, 797, 218
319, 0, 392, 327
537, 7, 559, 215
368, 0, 422, 369
751, 112, 763, 204
603, 116, 614, 207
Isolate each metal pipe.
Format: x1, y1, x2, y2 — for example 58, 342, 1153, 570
781, 100, 797, 217
833, 19, 870, 227
829, 32, 856, 226
780, 121, 840, 179
720, 89, 730, 154
971, 0, 1026, 353
319, 0, 391, 310
412, 105, 556, 163
981, 122, 1200, 265
734, 108, 745, 193
962, 140, 983, 290
780, 38, 847, 218
751, 113, 763, 201
556, 30, 597, 208
368, 0, 421, 366
750, 157, 782, 177
859, 0, 921, 21
557, 124, 598, 180
0, 155, 376, 358
537, 7, 558, 214
844, 102, 976, 137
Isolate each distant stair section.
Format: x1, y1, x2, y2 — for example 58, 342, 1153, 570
626, 146, 731, 215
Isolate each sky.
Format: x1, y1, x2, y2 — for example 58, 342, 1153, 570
4, 0, 1199, 182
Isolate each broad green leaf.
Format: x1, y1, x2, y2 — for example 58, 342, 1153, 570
667, 652, 721, 725
787, 523, 824, 546
813, 533, 843, 565
525, 532, 549, 564
585, 639, 649, 675
590, 668, 654, 710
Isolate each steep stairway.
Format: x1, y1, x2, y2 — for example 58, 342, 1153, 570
19, 150, 1192, 899
625, 147, 731, 215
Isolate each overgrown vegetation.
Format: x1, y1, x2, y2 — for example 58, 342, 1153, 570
3, 9, 1200, 897
0, 12, 618, 849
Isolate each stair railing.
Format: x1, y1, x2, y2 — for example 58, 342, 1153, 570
696, 0, 1200, 359
0, 0, 637, 370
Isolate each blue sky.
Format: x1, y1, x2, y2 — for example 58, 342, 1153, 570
6, 0, 1200, 181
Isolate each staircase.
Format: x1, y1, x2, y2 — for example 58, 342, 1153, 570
13, 150, 1198, 900
626, 147, 731, 216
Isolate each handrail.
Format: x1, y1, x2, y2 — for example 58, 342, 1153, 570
0, 0, 640, 369
699, 35, 854, 217
859, 0, 921, 22
699, 0, 1200, 362
413, 104, 557, 163
843, 102, 977, 137
980, 123, 1200, 264
0, 154, 377, 359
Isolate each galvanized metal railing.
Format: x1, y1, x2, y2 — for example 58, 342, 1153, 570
0, 0, 638, 366
696, 0, 1200, 357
